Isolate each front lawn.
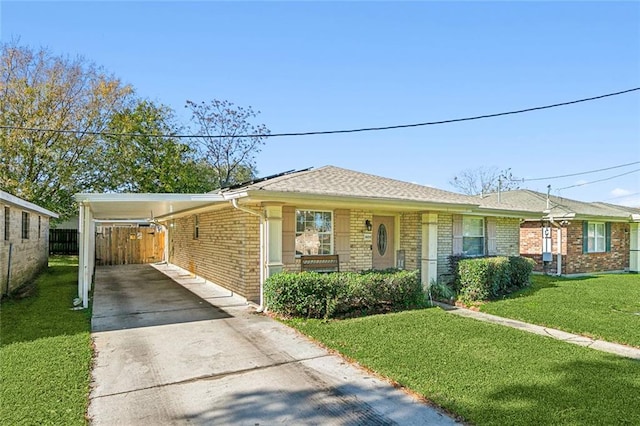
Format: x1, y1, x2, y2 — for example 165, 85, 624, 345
288, 309, 640, 425
480, 274, 640, 348
0, 256, 92, 425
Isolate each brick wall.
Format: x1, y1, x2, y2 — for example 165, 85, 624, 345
520, 220, 630, 274
495, 217, 521, 256
169, 205, 261, 302
566, 221, 629, 274
399, 212, 421, 271
437, 213, 453, 279
520, 221, 568, 273
1, 205, 50, 294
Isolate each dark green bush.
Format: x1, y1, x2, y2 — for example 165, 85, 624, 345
509, 256, 536, 289
453, 256, 534, 303
264, 269, 424, 319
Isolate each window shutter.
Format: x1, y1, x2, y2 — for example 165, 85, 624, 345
582, 221, 589, 253
605, 222, 611, 252
334, 209, 350, 262
453, 214, 463, 255
486, 217, 497, 255
282, 206, 296, 265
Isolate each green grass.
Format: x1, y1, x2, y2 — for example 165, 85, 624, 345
288, 308, 640, 426
0, 256, 92, 425
479, 274, 640, 348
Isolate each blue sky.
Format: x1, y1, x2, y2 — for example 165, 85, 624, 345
2, 1, 639, 205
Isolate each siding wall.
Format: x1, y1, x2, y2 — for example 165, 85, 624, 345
169, 205, 261, 302
1, 205, 51, 294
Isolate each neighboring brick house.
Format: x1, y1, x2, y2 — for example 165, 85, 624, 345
165, 166, 535, 304
1, 190, 58, 295
482, 190, 640, 275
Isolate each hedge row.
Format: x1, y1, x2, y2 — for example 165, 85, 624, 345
449, 255, 535, 303
264, 269, 424, 319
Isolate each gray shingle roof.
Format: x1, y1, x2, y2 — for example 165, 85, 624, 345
238, 166, 478, 205
481, 189, 638, 220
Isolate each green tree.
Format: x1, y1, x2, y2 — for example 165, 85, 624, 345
103, 100, 217, 193
185, 99, 270, 189
0, 43, 133, 219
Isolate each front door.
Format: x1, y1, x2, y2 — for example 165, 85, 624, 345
372, 215, 395, 270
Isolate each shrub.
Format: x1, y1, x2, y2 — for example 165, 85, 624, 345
426, 279, 456, 303
265, 269, 424, 319
455, 256, 534, 303
509, 256, 535, 289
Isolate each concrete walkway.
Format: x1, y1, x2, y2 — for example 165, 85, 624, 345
89, 264, 457, 425
433, 302, 640, 360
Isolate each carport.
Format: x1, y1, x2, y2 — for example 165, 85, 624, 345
74, 193, 226, 308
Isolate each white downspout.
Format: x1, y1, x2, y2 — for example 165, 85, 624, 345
231, 199, 265, 311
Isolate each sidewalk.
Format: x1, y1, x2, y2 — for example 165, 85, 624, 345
433, 302, 640, 360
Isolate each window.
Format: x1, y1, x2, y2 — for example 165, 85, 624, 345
38, 216, 41, 239
463, 217, 484, 256
587, 222, 606, 253
21, 211, 29, 240
295, 210, 332, 256
3, 207, 9, 241
193, 215, 199, 239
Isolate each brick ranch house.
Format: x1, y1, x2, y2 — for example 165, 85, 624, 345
482, 190, 640, 275
1, 190, 58, 296
75, 166, 539, 308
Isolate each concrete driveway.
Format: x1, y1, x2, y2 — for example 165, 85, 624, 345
89, 264, 456, 425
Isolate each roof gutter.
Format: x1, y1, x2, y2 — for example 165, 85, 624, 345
230, 199, 265, 312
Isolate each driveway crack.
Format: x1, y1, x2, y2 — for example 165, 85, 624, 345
92, 354, 331, 399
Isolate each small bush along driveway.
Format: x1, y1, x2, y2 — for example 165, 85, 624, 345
288, 308, 640, 426
0, 256, 91, 425
480, 274, 640, 348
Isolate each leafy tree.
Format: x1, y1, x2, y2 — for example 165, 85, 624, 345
0, 43, 133, 219
449, 166, 520, 196
185, 99, 270, 188
102, 100, 217, 193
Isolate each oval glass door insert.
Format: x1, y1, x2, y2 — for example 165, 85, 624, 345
377, 224, 387, 256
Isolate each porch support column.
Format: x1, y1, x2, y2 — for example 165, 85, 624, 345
78, 202, 94, 309
421, 213, 438, 288
630, 223, 640, 273
264, 205, 284, 277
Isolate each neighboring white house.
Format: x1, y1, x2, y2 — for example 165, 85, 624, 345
1, 191, 59, 295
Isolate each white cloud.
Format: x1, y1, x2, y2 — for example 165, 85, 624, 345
610, 188, 633, 197
575, 179, 588, 185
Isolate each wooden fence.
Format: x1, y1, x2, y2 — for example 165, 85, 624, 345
95, 226, 165, 266
50, 229, 79, 255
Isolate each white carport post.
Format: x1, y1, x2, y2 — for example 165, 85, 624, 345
78, 201, 95, 309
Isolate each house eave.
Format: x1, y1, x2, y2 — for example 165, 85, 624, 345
238, 190, 478, 212
1, 190, 59, 218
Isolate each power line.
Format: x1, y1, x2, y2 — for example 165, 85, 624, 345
602, 191, 640, 201
556, 168, 640, 190
514, 161, 640, 182
1, 87, 638, 139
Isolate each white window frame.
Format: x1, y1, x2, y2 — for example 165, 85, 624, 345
462, 216, 485, 256
587, 222, 605, 253
193, 214, 200, 240
295, 210, 333, 257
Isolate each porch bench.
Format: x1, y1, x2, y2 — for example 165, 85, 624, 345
300, 254, 340, 273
